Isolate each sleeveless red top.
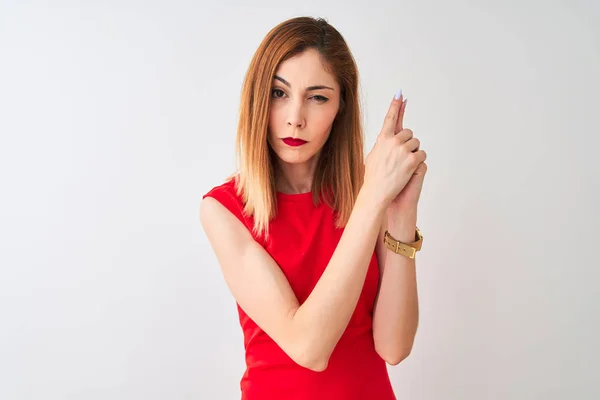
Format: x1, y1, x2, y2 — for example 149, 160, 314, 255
203, 178, 396, 400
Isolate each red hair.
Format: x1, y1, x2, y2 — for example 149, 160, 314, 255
232, 17, 365, 240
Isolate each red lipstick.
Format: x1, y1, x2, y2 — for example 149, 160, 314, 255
282, 138, 307, 147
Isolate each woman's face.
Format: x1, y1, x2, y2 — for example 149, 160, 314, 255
267, 49, 341, 166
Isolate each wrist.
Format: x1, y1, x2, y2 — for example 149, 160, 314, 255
387, 210, 418, 243
358, 183, 389, 213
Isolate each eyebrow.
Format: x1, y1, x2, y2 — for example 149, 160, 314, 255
273, 75, 334, 91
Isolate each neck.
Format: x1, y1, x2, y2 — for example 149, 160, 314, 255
275, 156, 320, 194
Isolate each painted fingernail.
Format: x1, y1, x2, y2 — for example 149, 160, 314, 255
394, 89, 402, 100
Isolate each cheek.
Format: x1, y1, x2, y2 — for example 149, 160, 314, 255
309, 108, 337, 138
268, 107, 283, 135
314, 113, 333, 129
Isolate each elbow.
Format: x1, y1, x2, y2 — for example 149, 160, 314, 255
283, 311, 331, 372
383, 348, 412, 366
290, 340, 330, 372
376, 344, 413, 366
303, 357, 329, 372
294, 350, 330, 372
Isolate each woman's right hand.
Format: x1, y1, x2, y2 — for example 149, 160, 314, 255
364, 92, 427, 209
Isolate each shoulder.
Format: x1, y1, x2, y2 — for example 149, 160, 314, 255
203, 175, 239, 202
201, 174, 250, 228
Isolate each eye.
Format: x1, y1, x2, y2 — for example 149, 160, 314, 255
311, 95, 329, 103
271, 88, 286, 99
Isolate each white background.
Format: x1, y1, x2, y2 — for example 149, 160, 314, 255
1, 0, 599, 399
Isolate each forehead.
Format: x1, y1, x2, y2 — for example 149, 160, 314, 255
274, 49, 338, 88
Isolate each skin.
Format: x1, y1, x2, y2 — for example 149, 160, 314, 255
266, 48, 341, 194
200, 47, 426, 371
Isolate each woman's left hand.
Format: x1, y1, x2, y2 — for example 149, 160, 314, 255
389, 96, 427, 213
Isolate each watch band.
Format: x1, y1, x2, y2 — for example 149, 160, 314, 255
383, 227, 423, 259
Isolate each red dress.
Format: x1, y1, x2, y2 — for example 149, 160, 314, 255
203, 178, 396, 400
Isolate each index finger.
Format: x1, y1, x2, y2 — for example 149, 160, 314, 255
381, 89, 404, 136
395, 97, 407, 134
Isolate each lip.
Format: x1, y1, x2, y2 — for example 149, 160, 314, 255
282, 138, 307, 147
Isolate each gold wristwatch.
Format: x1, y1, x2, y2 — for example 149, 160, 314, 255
383, 227, 423, 259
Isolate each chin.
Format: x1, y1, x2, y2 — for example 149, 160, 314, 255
274, 147, 319, 165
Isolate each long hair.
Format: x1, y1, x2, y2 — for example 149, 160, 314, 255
232, 16, 364, 240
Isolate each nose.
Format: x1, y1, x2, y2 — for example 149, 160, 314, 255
286, 101, 306, 129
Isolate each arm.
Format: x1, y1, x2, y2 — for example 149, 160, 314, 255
372, 208, 420, 365
200, 185, 385, 372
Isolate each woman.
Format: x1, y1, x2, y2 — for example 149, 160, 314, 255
200, 16, 427, 400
